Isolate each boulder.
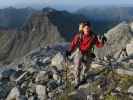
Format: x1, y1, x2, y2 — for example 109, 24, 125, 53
28, 96, 38, 100
129, 22, 133, 32
17, 96, 28, 100
128, 86, 133, 94
35, 85, 47, 100
47, 80, 59, 91
35, 71, 49, 84
126, 39, 133, 56
0, 80, 16, 99
90, 63, 104, 69
6, 87, 21, 100
95, 22, 133, 58
0, 69, 17, 80
69, 88, 94, 100
51, 52, 64, 70
115, 68, 133, 76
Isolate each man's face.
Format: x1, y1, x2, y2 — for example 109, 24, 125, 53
83, 25, 91, 35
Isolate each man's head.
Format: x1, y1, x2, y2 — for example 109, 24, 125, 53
79, 21, 92, 35
82, 21, 91, 35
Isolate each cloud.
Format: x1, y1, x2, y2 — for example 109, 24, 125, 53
43, 0, 54, 3
30, 0, 55, 4
12, 0, 56, 7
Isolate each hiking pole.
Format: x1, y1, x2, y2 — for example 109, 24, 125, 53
64, 55, 68, 90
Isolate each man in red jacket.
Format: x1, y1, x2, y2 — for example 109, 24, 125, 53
66, 21, 107, 89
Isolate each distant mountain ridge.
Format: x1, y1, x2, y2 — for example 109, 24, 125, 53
76, 6, 133, 33
0, 7, 35, 29
22, 7, 86, 40
1, 6, 133, 33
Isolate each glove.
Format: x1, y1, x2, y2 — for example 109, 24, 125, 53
66, 50, 71, 57
102, 36, 107, 44
90, 53, 96, 59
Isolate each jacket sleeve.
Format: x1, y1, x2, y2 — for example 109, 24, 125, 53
94, 36, 104, 48
69, 34, 79, 52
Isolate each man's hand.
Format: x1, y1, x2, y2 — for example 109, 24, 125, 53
97, 35, 107, 44
65, 50, 71, 57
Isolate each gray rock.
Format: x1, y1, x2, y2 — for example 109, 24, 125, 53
6, 87, 21, 100
0, 69, 16, 80
52, 72, 61, 83
17, 96, 28, 100
95, 22, 133, 58
47, 80, 59, 91
34, 57, 51, 67
27, 67, 38, 73
35, 71, 49, 84
15, 72, 28, 84
35, 85, 48, 100
115, 68, 133, 76
28, 96, 37, 100
126, 39, 133, 56
0, 81, 15, 99
51, 52, 65, 70
128, 86, 133, 94
69, 88, 94, 100
41, 57, 51, 65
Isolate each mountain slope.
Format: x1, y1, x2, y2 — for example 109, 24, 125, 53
76, 6, 133, 33
0, 8, 86, 64
23, 7, 86, 40
95, 21, 133, 58
0, 7, 35, 29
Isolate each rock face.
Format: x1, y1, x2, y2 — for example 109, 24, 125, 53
22, 7, 86, 41
129, 22, 133, 32
6, 87, 21, 100
0, 42, 132, 100
35, 71, 49, 84
0, 7, 85, 64
0, 44, 67, 100
0, 8, 133, 100
36, 85, 47, 100
95, 22, 133, 58
0, 7, 35, 29
51, 52, 65, 70
126, 39, 133, 56
128, 86, 133, 94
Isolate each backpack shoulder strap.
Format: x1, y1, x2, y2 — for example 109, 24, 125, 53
77, 33, 83, 48
91, 34, 96, 53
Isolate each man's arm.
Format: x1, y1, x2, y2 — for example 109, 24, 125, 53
69, 34, 80, 52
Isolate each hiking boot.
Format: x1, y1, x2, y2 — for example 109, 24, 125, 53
74, 84, 80, 89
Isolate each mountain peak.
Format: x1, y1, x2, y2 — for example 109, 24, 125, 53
3, 6, 17, 11
22, 8, 86, 39
42, 7, 57, 13
0, 8, 86, 62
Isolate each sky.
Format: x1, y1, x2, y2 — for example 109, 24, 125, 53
0, 0, 133, 10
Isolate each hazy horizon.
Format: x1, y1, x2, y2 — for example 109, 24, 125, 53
0, 0, 133, 11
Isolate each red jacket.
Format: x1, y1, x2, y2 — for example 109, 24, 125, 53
69, 33, 104, 54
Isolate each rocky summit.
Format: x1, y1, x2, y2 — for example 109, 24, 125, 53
0, 7, 133, 100
95, 21, 133, 59
0, 39, 132, 100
